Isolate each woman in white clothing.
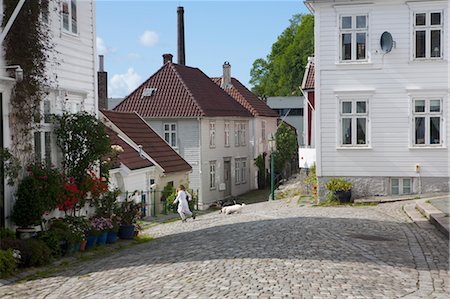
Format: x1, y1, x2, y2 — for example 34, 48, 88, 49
173, 185, 195, 222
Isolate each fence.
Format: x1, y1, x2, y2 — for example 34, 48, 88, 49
119, 189, 199, 218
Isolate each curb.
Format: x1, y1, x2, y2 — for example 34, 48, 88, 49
415, 200, 449, 239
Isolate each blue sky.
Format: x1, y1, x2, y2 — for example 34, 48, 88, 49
96, 1, 309, 98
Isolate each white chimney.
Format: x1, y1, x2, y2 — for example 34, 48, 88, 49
221, 61, 232, 89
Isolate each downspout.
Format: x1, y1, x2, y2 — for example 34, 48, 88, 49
197, 117, 202, 208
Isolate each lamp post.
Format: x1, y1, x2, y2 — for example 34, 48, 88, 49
268, 134, 276, 201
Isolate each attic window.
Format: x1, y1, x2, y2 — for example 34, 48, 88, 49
141, 87, 157, 98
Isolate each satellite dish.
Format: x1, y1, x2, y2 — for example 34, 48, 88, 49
380, 31, 394, 53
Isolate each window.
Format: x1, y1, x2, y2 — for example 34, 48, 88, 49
42, 0, 49, 24
34, 131, 53, 166
62, 0, 77, 34
413, 12, 443, 59
234, 122, 247, 146
340, 99, 369, 146
224, 121, 230, 147
391, 178, 412, 195
164, 123, 177, 147
209, 121, 216, 148
209, 161, 216, 189
340, 15, 368, 62
261, 120, 266, 142
413, 98, 443, 146
235, 158, 247, 184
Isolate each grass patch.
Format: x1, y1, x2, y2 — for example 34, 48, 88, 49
161, 217, 179, 224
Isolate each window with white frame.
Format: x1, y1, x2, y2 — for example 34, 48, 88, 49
62, 0, 77, 34
413, 98, 443, 146
340, 15, 368, 62
234, 122, 247, 146
224, 121, 230, 147
340, 99, 369, 146
391, 178, 412, 195
413, 11, 443, 59
164, 123, 177, 147
209, 121, 216, 148
209, 161, 216, 189
234, 158, 247, 184
34, 99, 54, 166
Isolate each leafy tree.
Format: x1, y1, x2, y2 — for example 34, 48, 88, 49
274, 123, 298, 174
250, 14, 314, 97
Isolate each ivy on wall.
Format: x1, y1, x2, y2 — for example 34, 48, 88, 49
2, 0, 52, 165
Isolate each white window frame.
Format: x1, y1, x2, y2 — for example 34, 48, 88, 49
412, 11, 444, 60
62, 0, 78, 35
209, 121, 216, 148
261, 120, 266, 142
34, 98, 54, 166
339, 14, 369, 62
391, 178, 413, 195
411, 98, 444, 147
224, 121, 230, 147
234, 158, 247, 185
339, 99, 370, 147
234, 121, 247, 147
209, 161, 216, 189
163, 123, 177, 148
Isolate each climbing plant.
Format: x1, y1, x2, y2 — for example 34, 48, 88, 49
2, 0, 53, 165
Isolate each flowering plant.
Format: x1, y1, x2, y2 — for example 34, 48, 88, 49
117, 192, 142, 226
89, 216, 113, 235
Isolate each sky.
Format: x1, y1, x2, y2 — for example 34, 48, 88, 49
96, 0, 309, 98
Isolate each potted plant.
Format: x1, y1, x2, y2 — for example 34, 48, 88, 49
325, 178, 353, 203
324, 178, 353, 203
117, 193, 142, 239
89, 216, 112, 246
11, 163, 63, 239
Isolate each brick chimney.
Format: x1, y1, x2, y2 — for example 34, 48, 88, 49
221, 61, 232, 89
177, 6, 185, 65
163, 53, 173, 65
97, 55, 108, 110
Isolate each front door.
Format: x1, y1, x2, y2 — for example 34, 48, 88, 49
224, 160, 231, 197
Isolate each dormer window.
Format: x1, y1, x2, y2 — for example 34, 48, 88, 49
339, 15, 368, 62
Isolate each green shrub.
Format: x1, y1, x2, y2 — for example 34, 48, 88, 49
324, 178, 352, 192
37, 230, 61, 257
0, 238, 51, 268
0, 249, 17, 278
0, 227, 16, 239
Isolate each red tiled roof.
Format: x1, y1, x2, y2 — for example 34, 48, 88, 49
114, 62, 252, 118
105, 127, 153, 171
302, 59, 315, 90
211, 77, 278, 117
102, 110, 192, 174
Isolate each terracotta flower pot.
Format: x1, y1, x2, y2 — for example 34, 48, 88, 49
79, 239, 87, 252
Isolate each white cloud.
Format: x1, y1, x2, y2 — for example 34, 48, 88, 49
110, 68, 142, 98
96, 37, 108, 55
139, 30, 159, 47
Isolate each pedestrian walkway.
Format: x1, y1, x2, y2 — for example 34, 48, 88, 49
1, 199, 448, 298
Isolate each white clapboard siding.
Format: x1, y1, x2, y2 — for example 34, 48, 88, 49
315, 0, 449, 179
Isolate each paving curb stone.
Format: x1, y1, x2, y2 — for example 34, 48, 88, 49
415, 200, 450, 239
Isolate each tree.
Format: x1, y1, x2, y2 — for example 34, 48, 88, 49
250, 14, 314, 97
274, 123, 298, 175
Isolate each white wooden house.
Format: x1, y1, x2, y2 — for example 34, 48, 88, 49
306, 0, 449, 199
1, 0, 97, 226
114, 54, 253, 209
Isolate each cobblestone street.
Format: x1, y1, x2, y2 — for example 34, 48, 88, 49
1, 200, 448, 299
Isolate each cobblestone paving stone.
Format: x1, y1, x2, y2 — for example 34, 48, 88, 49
0, 200, 448, 298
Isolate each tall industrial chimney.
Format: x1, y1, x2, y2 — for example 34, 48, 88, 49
97, 55, 108, 110
177, 6, 186, 65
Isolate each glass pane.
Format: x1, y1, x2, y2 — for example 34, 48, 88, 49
415, 117, 425, 144
403, 179, 411, 194
44, 101, 51, 123
34, 132, 41, 162
342, 101, 352, 114
391, 178, 399, 195
71, 0, 77, 33
342, 33, 352, 60
430, 117, 440, 144
171, 133, 176, 146
45, 132, 52, 166
62, 0, 69, 30
342, 118, 352, 145
164, 133, 169, 143
356, 101, 366, 113
356, 118, 366, 145
356, 16, 366, 28
431, 30, 441, 58
415, 31, 426, 58
430, 100, 440, 112
356, 33, 366, 60
415, 13, 426, 26
415, 100, 425, 113
164, 124, 169, 131
341, 16, 352, 29
171, 124, 176, 131
431, 12, 441, 25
